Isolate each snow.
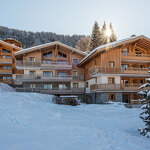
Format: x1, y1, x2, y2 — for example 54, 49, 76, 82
0, 83, 15, 92
0, 91, 150, 150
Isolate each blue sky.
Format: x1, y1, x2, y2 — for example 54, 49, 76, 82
1, 0, 150, 39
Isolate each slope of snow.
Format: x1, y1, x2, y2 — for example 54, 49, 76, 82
0, 83, 15, 92
0, 91, 149, 150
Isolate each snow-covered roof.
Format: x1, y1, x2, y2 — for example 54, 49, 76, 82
79, 35, 149, 65
0, 40, 22, 50
15, 41, 87, 56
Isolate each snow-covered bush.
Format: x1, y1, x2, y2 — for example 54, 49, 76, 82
138, 78, 150, 138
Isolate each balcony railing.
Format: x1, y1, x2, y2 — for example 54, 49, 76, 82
90, 66, 149, 76
0, 79, 13, 84
0, 56, 12, 64
90, 84, 141, 92
13, 74, 85, 83
15, 60, 73, 70
16, 87, 85, 94
121, 53, 150, 62
0, 69, 12, 74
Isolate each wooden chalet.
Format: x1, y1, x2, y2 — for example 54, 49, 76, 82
78, 35, 150, 104
0, 39, 22, 85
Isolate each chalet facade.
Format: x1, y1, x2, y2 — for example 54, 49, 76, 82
0, 35, 150, 104
78, 35, 150, 104
13, 41, 87, 100
0, 39, 22, 85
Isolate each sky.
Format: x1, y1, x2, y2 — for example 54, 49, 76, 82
1, 0, 150, 40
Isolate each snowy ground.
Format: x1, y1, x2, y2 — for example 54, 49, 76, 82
0, 91, 150, 150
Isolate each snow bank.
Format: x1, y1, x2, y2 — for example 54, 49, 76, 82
0, 83, 15, 92
0, 92, 149, 150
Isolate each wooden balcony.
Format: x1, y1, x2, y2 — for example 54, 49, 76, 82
15, 60, 72, 70
121, 53, 150, 63
0, 69, 12, 74
16, 87, 85, 94
90, 84, 140, 92
90, 66, 149, 77
13, 74, 85, 84
0, 57, 12, 64
0, 79, 13, 84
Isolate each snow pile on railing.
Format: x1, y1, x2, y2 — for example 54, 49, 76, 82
0, 83, 15, 92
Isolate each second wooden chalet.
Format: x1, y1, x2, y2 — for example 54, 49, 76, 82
78, 35, 150, 104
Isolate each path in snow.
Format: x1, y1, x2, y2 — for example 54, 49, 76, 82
0, 91, 149, 150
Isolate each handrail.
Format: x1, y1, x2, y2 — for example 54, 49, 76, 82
14, 74, 85, 81
90, 84, 141, 91
89, 66, 149, 75
121, 53, 150, 57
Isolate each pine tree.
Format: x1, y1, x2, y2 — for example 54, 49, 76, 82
109, 22, 117, 42
90, 21, 101, 51
100, 21, 107, 45
138, 78, 150, 138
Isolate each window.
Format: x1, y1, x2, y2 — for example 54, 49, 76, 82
3, 66, 11, 70
29, 57, 35, 62
58, 52, 67, 58
140, 80, 144, 84
30, 84, 35, 89
109, 93, 116, 101
3, 76, 11, 80
59, 84, 67, 89
3, 55, 11, 59
43, 59, 52, 64
73, 83, 78, 88
43, 84, 52, 89
2, 49, 11, 53
73, 71, 78, 76
30, 71, 36, 76
135, 48, 144, 55
108, 77, 115, 84
73, 59, 78, 64
121, 64, 128, 68
121, 48, 128, 54
43, 51, 52, 57
58, 60, 67, 64
43, 71, 53, 77
108, 61, 114, 67
57, 72, 67, 76
121, 80, 129, 84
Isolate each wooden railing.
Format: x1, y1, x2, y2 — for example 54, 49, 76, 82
90, 84, 141, 91
0, 79, 13, 84
15, 60, 73, 70
0, 69, 12, 74
0, 56, 12, 63
16, 87, 85, 94
90, 66, 148, 76
14, 74, 85, 82
121, 53, 150, 61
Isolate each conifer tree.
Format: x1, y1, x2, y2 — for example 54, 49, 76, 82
100, 21, 107, 45
109, 22, 117, 42
138, 78, 150, 138
90, 21, 101, 51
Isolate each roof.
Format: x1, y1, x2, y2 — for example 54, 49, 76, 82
79, 35, 150, 65
0, 40, 22, 50
15, 41, 87, 56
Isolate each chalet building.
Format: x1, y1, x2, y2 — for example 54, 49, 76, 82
78, 35, 150, 104
0, 39, 22, 85
13, 41, 87, 100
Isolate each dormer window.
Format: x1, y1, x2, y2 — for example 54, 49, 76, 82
43, 51, 52, 57
2, 49, 11, 53
58, 52, 67, 58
